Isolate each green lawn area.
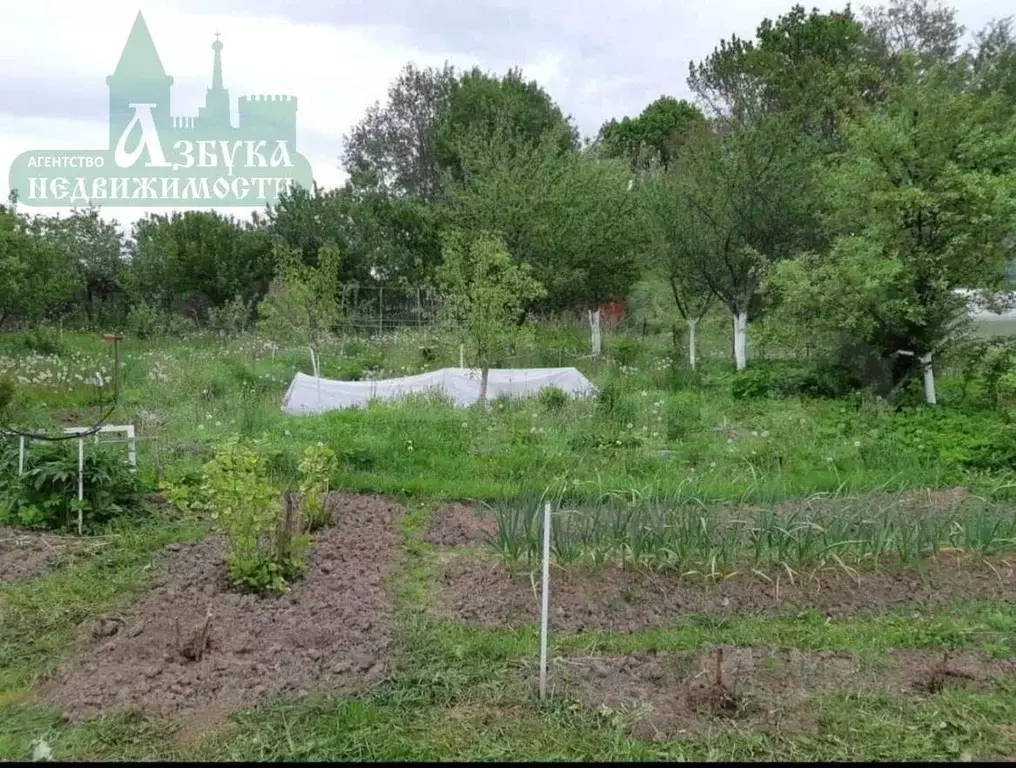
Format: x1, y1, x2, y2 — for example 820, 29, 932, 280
1, 328, 1015, 761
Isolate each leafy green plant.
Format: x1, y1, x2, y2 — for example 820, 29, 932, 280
0, 442, 141, 532
207, 294, 254, 337
200, 436, 309, 594
610, 338, 641, 366
0, 373, 15, 415
537, 386, 569, 412
298, 442, 337, 530
731, 368, 774, 400
17, 326, 64, 356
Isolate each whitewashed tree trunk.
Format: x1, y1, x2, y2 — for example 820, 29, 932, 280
733, 311, 748, 371
920, 353, 937, 405
588, 309, 602, 357
479, 365, 490, 404
687, 317, 698, 370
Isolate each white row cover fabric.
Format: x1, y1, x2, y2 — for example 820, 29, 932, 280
282, 367, 598, 414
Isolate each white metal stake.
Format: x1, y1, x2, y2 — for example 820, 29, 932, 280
77, 438, 84, 535
18, 436, 25, 476
539, 500, 551, 700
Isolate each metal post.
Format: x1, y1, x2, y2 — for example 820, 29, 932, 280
378, 287, 384, 334
77, 438, 84, 535
126, 425, 136, 469
18, 436, 25, 475
417, 288, 423, 328
539, 500, 551, 700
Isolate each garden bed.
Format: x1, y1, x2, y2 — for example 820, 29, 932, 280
37, 493, 403, 734
0, 527, 92, 583
421, 502, 500, 547
434, 554, 1016, 631
547, 646, 1016, 741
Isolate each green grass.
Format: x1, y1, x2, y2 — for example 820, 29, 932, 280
1, 327, 1016, 760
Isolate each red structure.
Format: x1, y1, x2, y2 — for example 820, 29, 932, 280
598, 299, 626, 329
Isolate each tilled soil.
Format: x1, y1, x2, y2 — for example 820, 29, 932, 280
421, 502, 499, 547
0, 528, 91, 583
38, 492, 403, 731
550, 646, 1016, 740
436, 555, 1016, 631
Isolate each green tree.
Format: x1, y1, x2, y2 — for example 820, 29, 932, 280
435, 66, 579, 184
341, 63, 456, 201
436, 230, 547, 403
0, 198, 80, 329
38, 206, 126, 325
257, 243, 342, 373
689, 5, 878, 142
445, 120, 644, 310
662, 117, 816, 370
597, 96, 707, 172
643, 170, 716, 369
268, 182, 444, 289
124, 210, 274, 319
768, 63, 1016, 399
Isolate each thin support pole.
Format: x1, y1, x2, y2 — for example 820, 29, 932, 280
18, 436, 25, 475
378, 287, 383, 334
539, 500, 551, 700
77, 438, 84, 535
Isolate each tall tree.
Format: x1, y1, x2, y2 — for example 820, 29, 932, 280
341, 63, 456, 202
0, 198, 80, 329
267, 183, 443, 288
597, 96, 707, 172
445, 119, 644, 311
768, 62, 1016, 398
689, 4, 874, 143
434, 67, 579, 184
663, 116, 817, 370
861, 0, 964, 79
643, 167, 717, 369
37, 207, 126, 324
124, 211, 274, 319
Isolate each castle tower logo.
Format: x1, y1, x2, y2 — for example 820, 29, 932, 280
7, 11, 314, 207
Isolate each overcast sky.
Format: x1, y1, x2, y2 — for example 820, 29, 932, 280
0, 0, 1007, 230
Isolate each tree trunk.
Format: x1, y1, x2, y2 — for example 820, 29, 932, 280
479, 365, 490, 404
921, 353, 937, 405
733, 311, 748, 372
688, 317, 698, 370
588, 309, 602, 357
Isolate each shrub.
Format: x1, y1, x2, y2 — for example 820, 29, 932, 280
18, 326, 64, 356
201, 436, 308, 594
731, 368, 774, 400
538, 386, 569, 412
610, 338, 641, 367
0, 441, 142, 532
298, 442, 337, 530
207, 295, 254, 337
0, 374, 15, 415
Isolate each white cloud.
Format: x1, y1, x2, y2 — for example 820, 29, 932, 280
1, 0, 1009, 230
0, 0, 454, 228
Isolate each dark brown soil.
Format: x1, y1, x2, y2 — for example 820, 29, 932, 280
436, 555, 1016, 631
421, 502, 499, 547
0, 528, 92, 583
549, 646, 1016, 741
38, 492, 403, 732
